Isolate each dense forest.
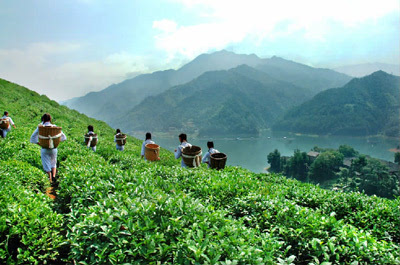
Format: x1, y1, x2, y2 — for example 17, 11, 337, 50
267, 145, 400, 199
1, 78, 399, 264
273, 71, 400, 137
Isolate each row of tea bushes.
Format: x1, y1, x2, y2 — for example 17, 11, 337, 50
0, 160, 66, 264
152, 165, 400, 244
1, 78, 399, 264
56, 147, 286, 264
124, 165, 400, 264
1, 122, 399, 264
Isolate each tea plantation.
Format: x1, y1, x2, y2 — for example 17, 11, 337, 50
1, 78, 399, 264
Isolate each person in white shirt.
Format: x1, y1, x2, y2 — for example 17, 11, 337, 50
1, 111, 16, 138
114, 129, 124, 151
86, 125, 96, 152
30, 113, 67, 182
174, 133, 192, 168
202, 141, 219, 168
141, 132, 155, 160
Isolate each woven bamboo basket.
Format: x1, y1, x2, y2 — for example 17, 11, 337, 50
210, 152, 227, 170
116, 134, 126, 146
38, 126, 62, 149
182, 145, 202, 168
0, 119, 9, 129
145, 143, 160, 161
84, 133, 98, 147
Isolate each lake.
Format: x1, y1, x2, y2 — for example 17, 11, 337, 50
131, 131, 399, 173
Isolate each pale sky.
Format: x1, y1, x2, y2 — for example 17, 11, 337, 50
0, 0, 399, 100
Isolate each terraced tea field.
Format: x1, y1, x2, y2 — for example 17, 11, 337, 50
1, 78, 399, 264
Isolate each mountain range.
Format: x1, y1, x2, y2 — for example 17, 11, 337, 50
115, 65, 313, 136
273, 71, 400, 137
63, 50, 351, 129
63, 50, 262, 122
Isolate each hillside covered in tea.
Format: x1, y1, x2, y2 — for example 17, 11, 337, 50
1, 78, 399, 264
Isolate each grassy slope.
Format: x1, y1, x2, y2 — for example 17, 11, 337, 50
0, 78, 399, 264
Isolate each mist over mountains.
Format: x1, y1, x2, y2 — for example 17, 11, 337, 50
334, 63, 400, 77
63, 50, 352, 135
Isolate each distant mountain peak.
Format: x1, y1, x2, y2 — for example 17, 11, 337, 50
334, 63, 400, 77
352, 70, 393, 83
270, 55, 284, 60
191, 49, 260, 61
231, 64, 256, 71
370, 70, 389, 76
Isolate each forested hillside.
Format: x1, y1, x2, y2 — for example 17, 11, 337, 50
274, 71, 400, 137
1, 78, 399, 264
255, 56, 351, 94
63, 50, 351, 130
63, 50, 262, 123
115, 65, 311, 136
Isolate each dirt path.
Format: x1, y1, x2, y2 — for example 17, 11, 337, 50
45, 175, 59, 200
46, 186, 57, 200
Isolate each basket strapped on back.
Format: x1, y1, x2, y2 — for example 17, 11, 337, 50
182, 151, 202, 167
38, 124, 62, 149
115, 134, 126, 145
39, 133, 63, 149
84, 135, 98, 147
0, 118, 9, 129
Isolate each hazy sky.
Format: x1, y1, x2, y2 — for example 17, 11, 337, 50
0, 0, 399, 100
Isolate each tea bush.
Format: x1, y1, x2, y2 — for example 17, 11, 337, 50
0, 161, 65, 264
1, 78, 399, 264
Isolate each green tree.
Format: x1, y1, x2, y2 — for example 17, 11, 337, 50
289, 149, 309, 181
308, 151, 344, 183
358, 158, 399, 199
351, 155, 367, 173
338, 145, 358, 158
267, 149, 281, 172
280, 156, 290, 176
395, 152, 400, 165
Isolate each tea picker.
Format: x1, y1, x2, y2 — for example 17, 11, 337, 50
114, 129, 126, 151
30, 113, 67, 182
84, 125, 98, 152
141, 132, 160, 161
175, 133, 202, 168
174, 133, 192, 168
202, 141, 219, 168
0, 111, 16, 138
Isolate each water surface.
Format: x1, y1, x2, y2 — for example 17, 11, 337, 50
132, 132, 399, 173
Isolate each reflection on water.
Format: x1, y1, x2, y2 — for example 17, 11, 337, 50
131, 131, 399, 173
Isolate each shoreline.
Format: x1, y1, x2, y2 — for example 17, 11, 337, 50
130, 130, 400, 143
